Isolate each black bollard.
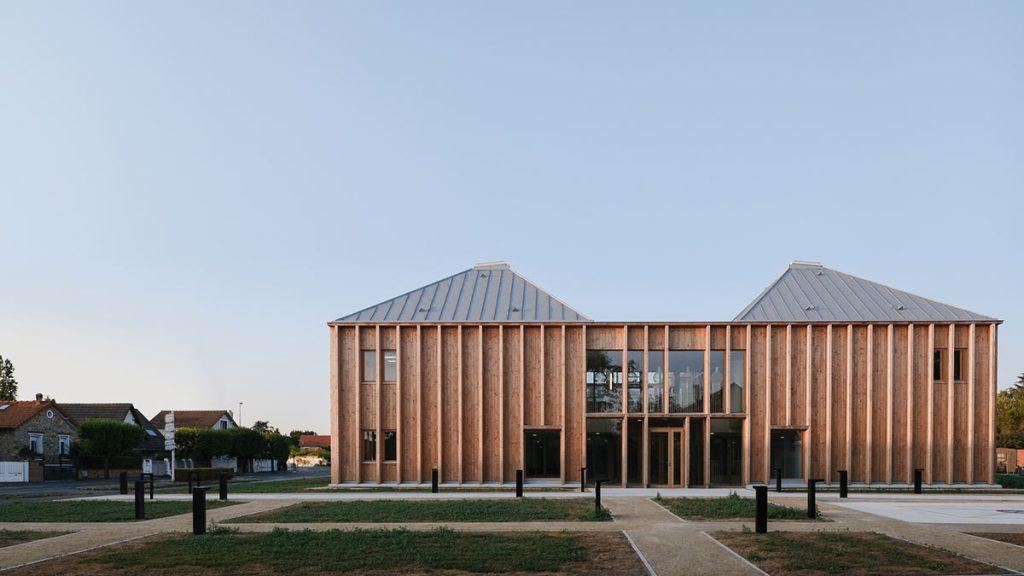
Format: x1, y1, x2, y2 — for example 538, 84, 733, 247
431, 468, 439, 493
581, 468, 587, 492
595, 479, 602, 514
839, 470, 849, 498
774, 468, 783, 492
914, 469, 923, 494
192, 486, 208, 535
219, 473, 228, 501
188, 470, 193, 495
134, 480, 145, 520
515, 469, 523, 498
119, 471, 128, 495
754, 485, 768, 533
807, 479, 821, 519
147, 473, 154, 500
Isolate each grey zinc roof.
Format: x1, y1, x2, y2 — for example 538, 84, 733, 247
335, 262, 591, 323
734, 262, 997, 323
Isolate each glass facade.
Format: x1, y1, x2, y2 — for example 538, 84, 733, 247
383, 350, 397, 383
362, 430, 376, 462
525, 430, 560, 477
669, 351, 704, 413
586, 350, 623, 413
647, 350, 664, 413
729, 350, 745, 412
710, 419, 742, 485
586, 418, 622, 484
689, 418, 704, 486
362, 351, 376, 382
627, 350, 643, 413
709, 351, 725, 413
383, 430, 397, 461
626, 418, 643, 484
771, 430, 803, 479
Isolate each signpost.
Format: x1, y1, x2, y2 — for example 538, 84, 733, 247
164, 411, 175, 479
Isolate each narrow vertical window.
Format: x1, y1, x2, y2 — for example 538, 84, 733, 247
362, 430, 377, 462
647, 351, 664, 413
362, 351, 377, 383
58, 434, 70, 456
953, 349, 962, 381
383, 350, 397, 383
627, 350, 643, 413
933, 350, 943, 381
729, 350, 745, 412
709, 351, 725, 413
28, 433, 43, 455
383, 430, 397, 461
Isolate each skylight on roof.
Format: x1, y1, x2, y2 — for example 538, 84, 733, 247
145, 429, 158, 436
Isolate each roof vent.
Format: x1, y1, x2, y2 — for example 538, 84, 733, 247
894, 304, 905, 311
804, 304, 815, 311
473, 261, 510, 271
418, 307, 427, 313
511, 307, 520, 312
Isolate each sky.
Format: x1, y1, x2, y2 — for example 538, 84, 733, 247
0, 2, 1021, 434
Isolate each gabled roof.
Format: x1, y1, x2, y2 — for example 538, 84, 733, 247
0, 400, 70, 430
335, 262, 591, 323
299, 434, 331, 448
734, 262, 998, 323
150, 410, 235, 430
61, 403, 165, 451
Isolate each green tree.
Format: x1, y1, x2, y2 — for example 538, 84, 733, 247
0, 355, 17, 401
252, 420, 278, 434
263, 431, 292, 469
997, 373, 1024, 449
174, 428, 200, 460
77, 420, 145, 479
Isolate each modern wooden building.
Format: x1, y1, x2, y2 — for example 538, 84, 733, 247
329, 261, 1000, 487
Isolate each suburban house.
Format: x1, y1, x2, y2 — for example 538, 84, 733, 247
328, 261, 1000, 488
150, 410, 237, 431
290, 434, 331, 467
0, 394, 77, 482
60, 403, 169, 477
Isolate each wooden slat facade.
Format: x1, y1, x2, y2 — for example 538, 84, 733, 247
331, 322, 999, 486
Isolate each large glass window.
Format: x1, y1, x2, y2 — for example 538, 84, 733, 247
709, 351, 725, 413
647, 351, 664, 413
710, 419, 742, 485
626, 351, 643, 413
362, 351, 376, 383
383, 350, 397, 383
771, 430, 803, 479
626, 418, 643, 485
362, 430, 377, 462
668, 351, 704, 413
729, 351, 745, 412
586, 419, 622, 484
383, 430, 397, 461
586, 350, 622, 413
689, 418, 704, 486
525, 430, 561, 478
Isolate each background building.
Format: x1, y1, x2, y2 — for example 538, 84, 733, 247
329, 262, 999, 487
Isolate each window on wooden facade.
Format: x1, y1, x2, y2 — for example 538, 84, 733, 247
627, 350, 643, 413
383, 351, 397, 383
647, 351, 664, 413
709, 351, 725, 413
729, 351, 745, 412
668, 351, 704, 413
383, 430, 397, 461
933, 349, 964, 381
362, 351, 376, 383
586, 350, 623, 413
362, 430, 377, 461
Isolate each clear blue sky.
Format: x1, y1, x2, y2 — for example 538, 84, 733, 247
1, 3, 1020, 434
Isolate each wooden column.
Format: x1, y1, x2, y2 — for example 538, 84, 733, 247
642, 326, 649, 486
947, 323, 955, 484
825, 325, 833, 483
519, 326, 526, 475
845, 325, 853, 475
478, 326, 485, 484
355, 325, 362, 485
765, 325, 772, 482
436, 326, 443, 484
906, 324, 914, 484
785, 325, 793, 426
926, 323, 935, 484
396, 325, 402, 484
581, 325, 587, 477
417, 326, 424, 483
886, 324, 894, 485
804, 325, 812, 481
375, 326, 382, 483
704, 325, 711, 487
622, 325, 628, 487
663, 326, 669, 415
498, 326, 505, 484
724, 326, 732, 415
743, 326, 751, 485
540, 325, 546, 425
457, 326, 463, 484
329, 325, 339, 483
866, 325, 873, 483
989, 325, 997, 484
561, 325, 567, 485
967, 323, 975, 484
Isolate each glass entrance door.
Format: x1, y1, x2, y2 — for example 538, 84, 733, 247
649, 427, 685, 487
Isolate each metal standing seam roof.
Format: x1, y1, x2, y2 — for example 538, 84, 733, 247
335, 262, 591, 323
734, 262, 998, 323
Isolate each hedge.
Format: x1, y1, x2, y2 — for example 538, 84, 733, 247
174, 467, 234, 482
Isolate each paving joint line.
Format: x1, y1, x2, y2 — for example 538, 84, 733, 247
700, 531, 769, 576
621, 530, 657, 576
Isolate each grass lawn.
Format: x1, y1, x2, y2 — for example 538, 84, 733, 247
655, 493, 820, 521
968, 532, 1024, 547
160, 476, 574, 494
714, 531, 1008, 575
0, 530, 68, 548
229, 498, 612, 523
0, 500, 237, 522
9, 528, 646, 575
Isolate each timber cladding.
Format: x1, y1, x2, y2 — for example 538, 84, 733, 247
329, 322, 998, 487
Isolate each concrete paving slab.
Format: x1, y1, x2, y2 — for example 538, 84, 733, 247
835, 501, 1024, 525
